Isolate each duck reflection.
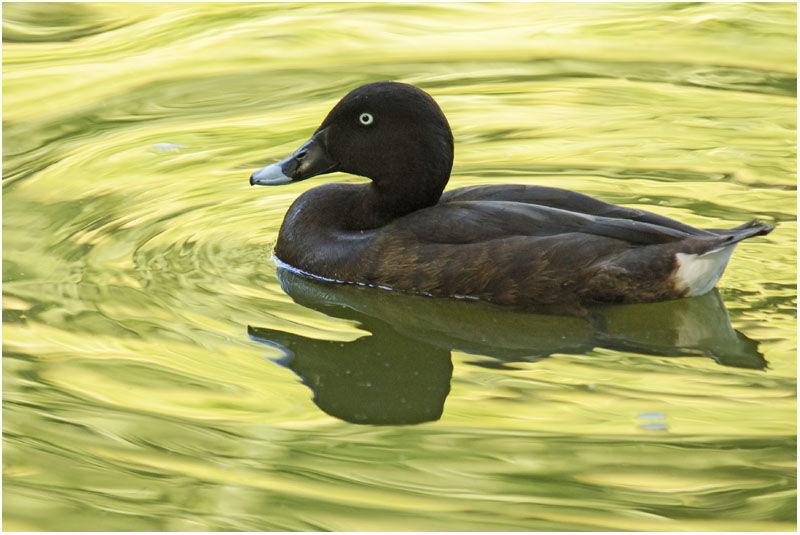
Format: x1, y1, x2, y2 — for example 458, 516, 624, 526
248, 267, 766, 425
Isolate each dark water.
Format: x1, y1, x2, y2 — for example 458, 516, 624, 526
3, 2, 796, 531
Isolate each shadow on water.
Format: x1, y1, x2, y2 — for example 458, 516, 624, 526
248, 267, 766, 426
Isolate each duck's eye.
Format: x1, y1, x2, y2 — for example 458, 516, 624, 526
358, 112, 374, 126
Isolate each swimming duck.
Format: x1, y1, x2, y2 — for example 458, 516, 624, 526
249, 81, 774, 311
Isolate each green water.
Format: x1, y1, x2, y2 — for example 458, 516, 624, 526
3, 2, 796, 531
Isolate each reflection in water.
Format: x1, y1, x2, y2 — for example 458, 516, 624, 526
248, 267, 766, 425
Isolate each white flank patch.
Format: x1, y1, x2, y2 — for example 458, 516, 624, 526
674, 244, 737, 296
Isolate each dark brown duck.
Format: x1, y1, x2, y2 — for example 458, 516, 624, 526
250, 81, 774, 311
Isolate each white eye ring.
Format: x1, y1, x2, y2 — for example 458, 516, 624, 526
359, 112, 374, 125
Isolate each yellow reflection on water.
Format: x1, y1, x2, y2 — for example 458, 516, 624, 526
3, 1, 795, 531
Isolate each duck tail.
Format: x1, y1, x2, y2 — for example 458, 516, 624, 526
707, 219, 775, 242
674, 220, 774, 297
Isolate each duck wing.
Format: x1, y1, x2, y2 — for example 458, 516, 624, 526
440, 184, 710, 236
400, 200, 707, 246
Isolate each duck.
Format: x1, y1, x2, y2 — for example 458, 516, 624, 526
249, 81, 774, 312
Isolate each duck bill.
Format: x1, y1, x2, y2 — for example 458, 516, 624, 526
250, 128, 339, 186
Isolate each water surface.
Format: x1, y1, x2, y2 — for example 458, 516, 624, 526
3, 2, 796, 531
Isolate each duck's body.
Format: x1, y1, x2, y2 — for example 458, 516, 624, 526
275, 182, 770, 310
251, 82, 773, 311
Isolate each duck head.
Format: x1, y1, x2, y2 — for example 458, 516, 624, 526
250, 81, 454, 214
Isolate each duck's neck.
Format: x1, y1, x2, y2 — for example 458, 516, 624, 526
357, 148, 452, 228
352, 180, 441, 229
